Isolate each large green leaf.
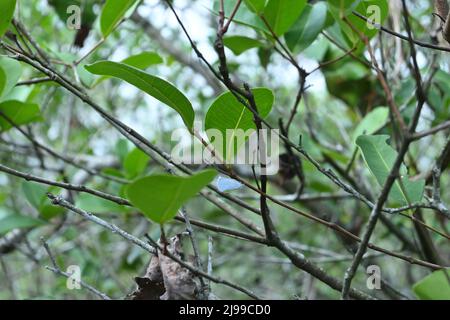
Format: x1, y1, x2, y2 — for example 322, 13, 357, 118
0, 56, 22, 100
93, 51, 163, 86
100, 0, 138, 38
0, 214, 45, 235
263, 0, 307, 36
126, 170, 217, 224
0, 0, 16, 37
0, 100, 42, 131
285, 2, 328, 52
223, 36, 263, 55
356, 135, 425, 204
85, 61, 194, 129
413, 269, 450, 300
205, 88, 274, 162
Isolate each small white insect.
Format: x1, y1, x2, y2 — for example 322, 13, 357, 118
215, 176, 243, 192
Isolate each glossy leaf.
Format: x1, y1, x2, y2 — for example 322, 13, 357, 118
356, 135, 425, 204
413, 269, 450, 300
0, 100, 42, 131
263, 0, 307, 36
223, 36, 263, 55
0, 0, 16, 37
85, 61, 194, 129
205, 88, 274, 162
285, 2, 327, 52
94, 52, 163, 86
126, 170, 217, 224
0, 214, 45, 235
100, 0, 137, 37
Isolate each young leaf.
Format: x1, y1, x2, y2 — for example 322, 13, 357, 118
85, 61, 194, 129
0, 100, 42, 131
0, 214, 45, 235
126, 170, 217, 224
0, 0, 16, 37
285, 2, 327, 52
263, 0, 307, 36
413, 269, 450, 300
356, 135, 425, 204
100, 0, 137, 38
205, 88, 274, 162
223, 36, 263, 55
0, 56, 22, 100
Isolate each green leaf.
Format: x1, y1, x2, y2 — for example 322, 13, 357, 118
356, 135, 425, 204
22, 182, 65, 220
263, 0, 307, 36
352, 107, 389, 142
413, 269, 450, 300
85, 61, 194, 129
39, 204, 64, 220
126, 170, 217, 224
223, 36, 263, 55
22, 181, 47, 209
0, 56, 22, 100
205, 88, 274, 162
100, 0, 137, 38
0, 0, 16, 37
0, 214, 45, 235
285, 2, 327, 52
0, 100, 42, 131
75, 193, 123, 214
121, 51, 163, 69
123, 147, 150, 178
244, 0, 266, 13
0, 67, 6, 99
93, 52, 163, 87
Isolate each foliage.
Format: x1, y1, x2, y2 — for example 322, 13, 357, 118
0, 0, 448, 301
